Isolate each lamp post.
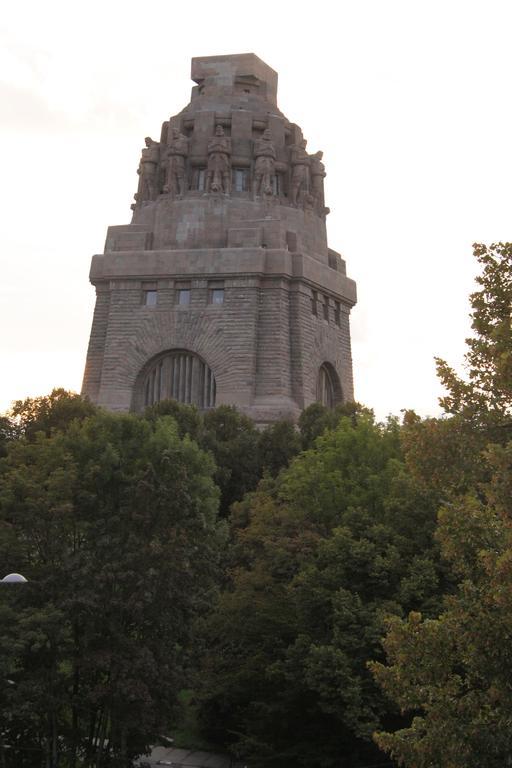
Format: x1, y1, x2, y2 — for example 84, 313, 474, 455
1, 574, 28, 767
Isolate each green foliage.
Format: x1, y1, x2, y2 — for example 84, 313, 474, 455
298, 401, 374, 450
280, 415, 403, 529
0, 414, 17, 457
298, 402, 339, 449
144, 398, 203, 441
144, 402, 271, 517
436, 242, 512, 422
169, 690, 215, 751
202, 405, 262, 516
8, 387, 98, 439
0, 411, 225, 767
197, 415, 441, 768
372, 445, 512, 767
400, 411, 490, 496
258, 420, 302, 477
372, 244, 512, 767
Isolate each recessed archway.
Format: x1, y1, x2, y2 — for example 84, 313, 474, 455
316, 363, 343, 409
135, 349, 216, 410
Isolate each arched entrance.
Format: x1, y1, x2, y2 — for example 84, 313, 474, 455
137, 349, 216, 410
316, 363, 343, 408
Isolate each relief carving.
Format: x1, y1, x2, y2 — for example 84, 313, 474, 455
289, 139, 310, 206
134, 137, 160, 205
310, 150, 326, 213
206, 125, 232, 194
165, 129, 189, 197
253, 129, 276, 196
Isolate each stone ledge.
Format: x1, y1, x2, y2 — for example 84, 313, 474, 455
90, 248, 356, 305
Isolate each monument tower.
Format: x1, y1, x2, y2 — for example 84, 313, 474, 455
82, 54, 357, 423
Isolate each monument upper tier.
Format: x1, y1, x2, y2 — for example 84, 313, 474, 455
122, 53, 334, 261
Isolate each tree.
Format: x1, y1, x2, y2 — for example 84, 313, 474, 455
0, 414, 17, 457
202, 405, 262, 516
7, 387, 98, 439
298, 401, 375, 450
400, 409, 491, 497
371, 444, 512, 767
436, 242, 512, 423
144, 398, 203, 442
0, 411, 226, 767
297, 402, 339, 449
197, 415, 441, 768
399, 244, 512, 499
371, 243, 512, 767
257, 420, 302, 477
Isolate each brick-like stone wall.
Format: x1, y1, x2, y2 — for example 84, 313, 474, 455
81, 54, 357, 423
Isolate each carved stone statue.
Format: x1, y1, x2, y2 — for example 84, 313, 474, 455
310, 151, 326, 213
134, 137, 160, 204
289, 139, 309, 206
304, 192, 316, 211
206, 125, 232, 194
253, 129, 276, 196
165, 128, 189, 196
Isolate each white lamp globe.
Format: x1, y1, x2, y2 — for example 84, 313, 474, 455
1, 573, 28, 583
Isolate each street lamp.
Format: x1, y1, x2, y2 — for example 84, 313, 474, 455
0, 574, 28, 583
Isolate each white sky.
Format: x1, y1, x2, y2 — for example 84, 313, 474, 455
1, 0, 510, 420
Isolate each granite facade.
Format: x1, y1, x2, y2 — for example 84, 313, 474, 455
82, 53, 357, 423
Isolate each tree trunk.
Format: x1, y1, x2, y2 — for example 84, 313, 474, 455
70, 621, 80, 768
94, 709, 108, 768
85, 711, 97, 768
51, 711, 58, 768
121, 725, 128, 768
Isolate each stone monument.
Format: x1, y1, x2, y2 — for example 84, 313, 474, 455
82, 53, 357, 423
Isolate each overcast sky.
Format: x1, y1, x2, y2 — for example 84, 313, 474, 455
1, 0, 510, 419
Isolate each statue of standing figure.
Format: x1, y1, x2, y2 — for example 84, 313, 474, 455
206, 126, 232, 194
134, 137, 160, 204
310, 150, 327, 213
165, 128, 189, 197
253, 129, 276, 196
289, 139, 310, 206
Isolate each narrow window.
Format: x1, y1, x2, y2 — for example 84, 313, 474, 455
272, 173, 284, 196
334, 301, 341, 326
323, 296, 329, 321
191, 168, 206, 191
177, 289, 190, 305
311, 290, 318, 316
143, 290, 157, 306
232, 168, 249, 192
209, 281, 225, 305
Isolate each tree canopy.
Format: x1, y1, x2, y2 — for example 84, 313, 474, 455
0, 409, 225, 767
196, 415, 441, 768
371, 243, 512, 767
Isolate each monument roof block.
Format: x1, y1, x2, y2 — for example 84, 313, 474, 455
191, 53, 278, 105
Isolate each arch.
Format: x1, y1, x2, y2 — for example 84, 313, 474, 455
135, 349, 216, 410
316, 363, 343, 409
